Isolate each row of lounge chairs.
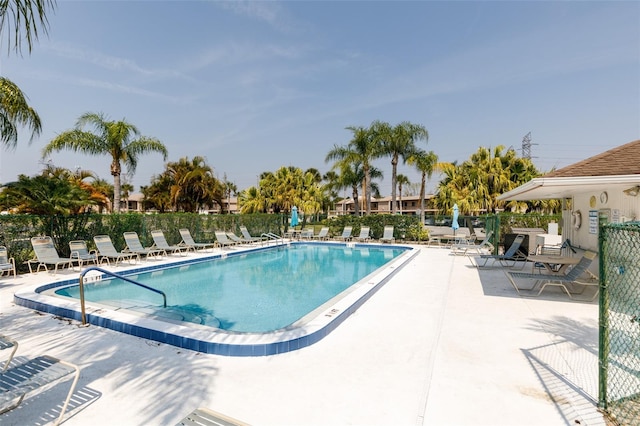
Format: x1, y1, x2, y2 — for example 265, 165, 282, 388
24, 228, 274, 274
9, 226, 399, 275
301, 225, 396, 243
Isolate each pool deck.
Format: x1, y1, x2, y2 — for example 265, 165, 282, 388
0, 243, 605, 425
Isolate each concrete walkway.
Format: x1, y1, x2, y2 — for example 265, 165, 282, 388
0, 245, 605, 425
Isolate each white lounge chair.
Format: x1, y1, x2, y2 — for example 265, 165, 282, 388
0, 246, 16, 278
93, 235, 140, 266
312, 227, 330, 241
178, 228, 216, 251
214, 231, 238, 248
69, 240, 99, 268
28, 236, 74, 274
239, 226, 265, 243
0, 334, 80, 426
355, 226, 371, 242
336, 226, 353, 241
451, 230, 494, 255
176, 407, 249, 426
123, 232, 166, 260
151, 230, 190, 255
380, 226, 395, 243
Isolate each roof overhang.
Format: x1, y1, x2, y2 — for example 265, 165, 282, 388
498, 175, 640, 201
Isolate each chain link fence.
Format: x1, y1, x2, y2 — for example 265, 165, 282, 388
599, 222, 640, 424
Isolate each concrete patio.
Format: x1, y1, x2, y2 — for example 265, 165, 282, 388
0, 244, 605, 425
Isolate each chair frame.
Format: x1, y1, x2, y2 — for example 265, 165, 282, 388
123, 232, 166, 260
471, 234, 527, 269
69, 240, 99, 269
214, 231, 238, 248
336, 226, 353, 242
151, 230, 190, 256
0, 335, 80, 426
28, 236, 74, 274
93, 235, 140, 266
178, 228, 217, 251
380, 226, 395, 244
312, 227, 330, 241
239, 226, 265, 244
451, 230, 494, 256
0, 246, 17, 278
505, 251, 599, 301
355, 226, 371, 243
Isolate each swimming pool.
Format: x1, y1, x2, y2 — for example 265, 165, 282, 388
15, 242, 417, 356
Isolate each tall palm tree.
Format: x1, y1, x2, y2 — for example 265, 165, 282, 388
372, 120, 428, 214
0, 77, 41, 149
396, 173, 410, 215
326, 125, 379, 215
41, 112, 168, 212
407, 149, 439, 224
0, 0, 56, 149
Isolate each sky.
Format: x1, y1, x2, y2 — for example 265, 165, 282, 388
2, 0, 639, 197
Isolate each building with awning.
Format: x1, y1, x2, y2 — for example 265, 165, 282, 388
498, 139, 640, 251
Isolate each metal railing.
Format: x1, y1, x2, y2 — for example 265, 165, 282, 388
78, 266, 167, 325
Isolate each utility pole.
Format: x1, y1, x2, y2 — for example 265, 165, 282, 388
521, 132, 537, 160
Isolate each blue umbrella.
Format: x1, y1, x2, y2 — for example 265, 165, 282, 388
290, 206, 299, 227
452, 204, 460, 235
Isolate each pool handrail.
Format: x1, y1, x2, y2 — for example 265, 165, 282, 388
261, 233, 285, 245
78, 266, 167, 325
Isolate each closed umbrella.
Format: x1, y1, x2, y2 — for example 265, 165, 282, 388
452, 204, 460, 236
290, 206, 299, 228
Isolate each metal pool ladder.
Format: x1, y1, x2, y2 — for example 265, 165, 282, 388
78, 266, 167, 326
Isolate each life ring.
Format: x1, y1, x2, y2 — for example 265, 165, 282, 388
572, 210, 582, 230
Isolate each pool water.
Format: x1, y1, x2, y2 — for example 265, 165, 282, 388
55, 244, 406, 332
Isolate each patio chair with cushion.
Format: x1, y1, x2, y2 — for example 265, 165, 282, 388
470, 234, 527, 269
93, 235, 140, 266
28, 236, 74, 274
0, 246, 16, 278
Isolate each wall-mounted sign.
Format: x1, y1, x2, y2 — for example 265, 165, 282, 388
589, 210, 598, 234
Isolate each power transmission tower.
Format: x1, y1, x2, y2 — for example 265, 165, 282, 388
521, 132, 536, 159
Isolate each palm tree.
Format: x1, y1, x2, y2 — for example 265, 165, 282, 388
326, 125, 379, 215
41, 112, 168, 212
1, 0, 56, 55
0, 77, 41, 149
407, 149, 439, 224
396, 174, 410, 215
0, 0, 56, 149
372, 120, 428, 214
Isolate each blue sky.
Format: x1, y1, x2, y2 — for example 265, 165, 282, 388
2, 0, 639, 196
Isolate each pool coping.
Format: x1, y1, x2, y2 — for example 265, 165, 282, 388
14, 241, 418, 356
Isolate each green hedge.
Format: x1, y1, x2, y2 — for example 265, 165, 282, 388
0, 212, 561, 274
0, 213, 284, 273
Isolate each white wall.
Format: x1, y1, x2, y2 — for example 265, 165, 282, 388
565, 189, 640, 251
